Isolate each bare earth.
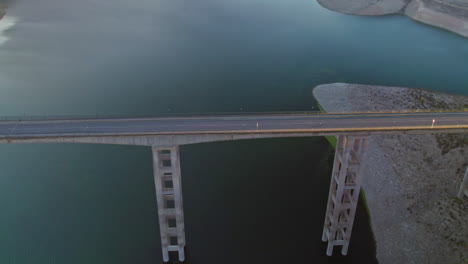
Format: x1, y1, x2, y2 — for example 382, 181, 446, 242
314, 83, 468, 264
317, 0, 468, 38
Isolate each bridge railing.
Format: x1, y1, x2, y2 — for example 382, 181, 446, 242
0, 108, 467, 121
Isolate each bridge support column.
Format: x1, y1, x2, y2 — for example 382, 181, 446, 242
457, 166, 468, 199
322, 135, 369, 256
152, 146, 186, 262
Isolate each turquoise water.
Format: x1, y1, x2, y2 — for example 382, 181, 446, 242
0, 0, 467, 116
0, 0, 467, 263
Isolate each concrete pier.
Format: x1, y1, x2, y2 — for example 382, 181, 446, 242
322, 135, 369, 256
152, 146, 186, 262
458, 166, 468, 199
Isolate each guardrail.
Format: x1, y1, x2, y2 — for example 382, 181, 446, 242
0, 108, 467, 122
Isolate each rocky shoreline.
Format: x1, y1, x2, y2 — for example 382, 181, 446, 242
0, 7, 6, 21
0, 1, 7, 20
313, 83, 467, 264
317, 0, 468, 38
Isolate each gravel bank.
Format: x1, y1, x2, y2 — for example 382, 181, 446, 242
316, 0, 468, 38
313, 83, 467, 264
406, 0, 468, 38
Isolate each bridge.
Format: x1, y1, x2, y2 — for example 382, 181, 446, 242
1, 111, 467, 262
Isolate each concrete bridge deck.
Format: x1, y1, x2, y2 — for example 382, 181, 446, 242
0, 111, 467, 145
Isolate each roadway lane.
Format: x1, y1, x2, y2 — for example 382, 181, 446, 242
0, 112, 467, 138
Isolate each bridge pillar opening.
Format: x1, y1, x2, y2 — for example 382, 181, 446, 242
457, 166, 468, 199
322, 135, 370, 256
152, 146, 186, 262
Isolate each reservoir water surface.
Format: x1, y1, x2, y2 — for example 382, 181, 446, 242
0, 0, 467, 263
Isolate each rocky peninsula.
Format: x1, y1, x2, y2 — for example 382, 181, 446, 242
317, 0, 468, 38
314, 83, 467, 264
0, 5, 6, 21
0, 0, 8, 19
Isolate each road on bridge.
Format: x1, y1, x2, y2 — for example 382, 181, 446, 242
0, 112, 467, 139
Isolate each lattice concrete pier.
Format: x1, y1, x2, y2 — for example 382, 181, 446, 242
322, 135, 370, 256
458, 166, 468, 199
152, 146, 186, 262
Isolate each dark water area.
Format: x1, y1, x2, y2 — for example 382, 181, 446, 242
180, 139, 376, 264
0, 139, 376, 264
0, 0, 467, 263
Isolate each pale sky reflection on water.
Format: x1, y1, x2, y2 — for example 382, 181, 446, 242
0, 16, 17, 46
